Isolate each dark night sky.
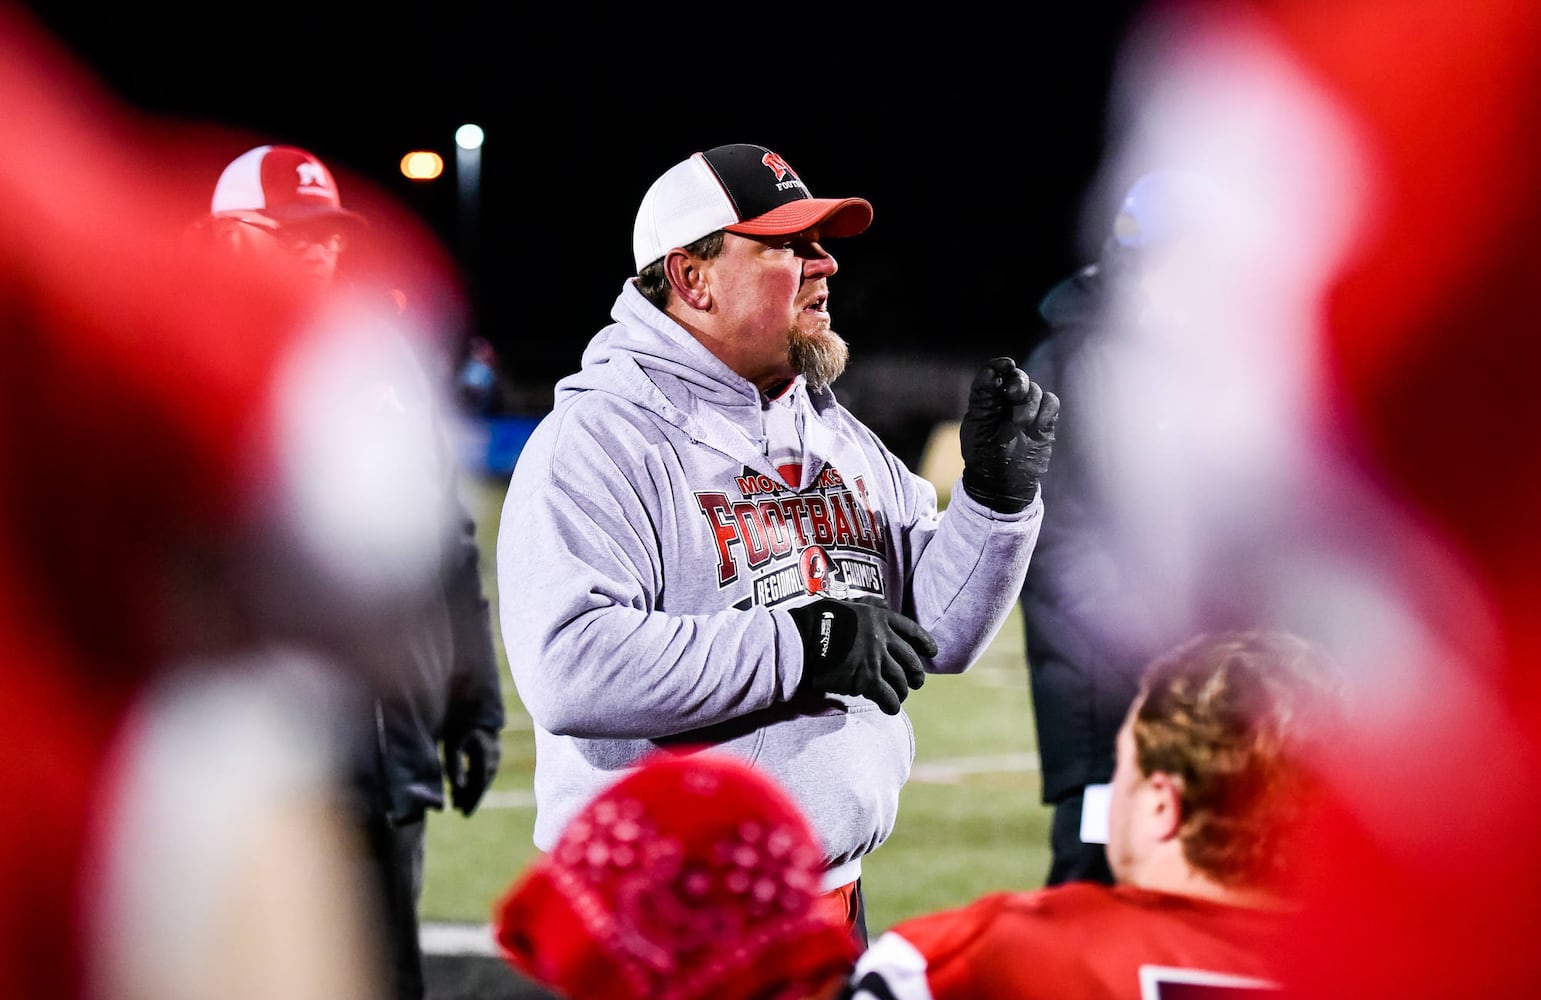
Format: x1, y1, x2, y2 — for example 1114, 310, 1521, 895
19, 4, 1151, 413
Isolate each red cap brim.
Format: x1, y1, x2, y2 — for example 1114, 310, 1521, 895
724, 197, 873, 239
259, 204, 369, 232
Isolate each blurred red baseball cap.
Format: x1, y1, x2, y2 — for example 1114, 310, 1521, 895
210, 144, 366, 230
492, 749, 859, 1000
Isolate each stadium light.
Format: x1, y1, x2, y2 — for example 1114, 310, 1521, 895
400, 150, 444, 181
456, 123, 483, 270
456, 123, 484, 151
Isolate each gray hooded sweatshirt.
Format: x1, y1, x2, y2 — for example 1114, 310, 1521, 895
497, 280, 1042, 888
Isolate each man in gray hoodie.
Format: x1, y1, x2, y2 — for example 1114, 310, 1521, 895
496, 143, 1057, 944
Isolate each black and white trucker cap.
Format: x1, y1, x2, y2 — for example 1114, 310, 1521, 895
631, 143, 873, 272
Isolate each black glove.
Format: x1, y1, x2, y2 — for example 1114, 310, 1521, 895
443, 726, 501, 816
959, 356, 1060, 513
788, 598, 936, 715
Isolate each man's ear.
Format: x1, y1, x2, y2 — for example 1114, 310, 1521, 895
664, 249, 711, 311
1146, 771, 1185, 842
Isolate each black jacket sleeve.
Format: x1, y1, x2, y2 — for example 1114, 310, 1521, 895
439, 478, 505, 741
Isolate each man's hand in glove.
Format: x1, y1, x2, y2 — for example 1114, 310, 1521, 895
788, 598, 937, 715
443, 726, 501, 816
959, 356, 1060, 513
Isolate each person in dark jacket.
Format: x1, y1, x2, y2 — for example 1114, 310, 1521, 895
200, 143, 507, 1000
1018, 169, 1213, 886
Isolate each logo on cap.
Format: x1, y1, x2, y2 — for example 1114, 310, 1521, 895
761, 151, 809, 194
762, 152, 797, 183
294, 159, 334, 198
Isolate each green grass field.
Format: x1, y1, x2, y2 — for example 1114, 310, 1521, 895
421, 473, 1053, 937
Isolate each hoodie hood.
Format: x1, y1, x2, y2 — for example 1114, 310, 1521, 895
557, 279, 759, 410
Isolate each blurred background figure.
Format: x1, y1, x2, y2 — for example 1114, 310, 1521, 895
191, 141, 508, 1000
454, 334, 512, 418
1017, 166, 1225, 887
1083, 0, 1541, 994
493, 749, 861, 1000
198, 143, 368, 282
0, 7, 481, 998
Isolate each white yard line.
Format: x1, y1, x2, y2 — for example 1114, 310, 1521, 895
910, 752, 1039, 784
476, 788, 537, 810
422, 921, 500, 957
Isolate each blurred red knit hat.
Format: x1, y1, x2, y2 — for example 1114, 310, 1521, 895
492, 750, 859, 1000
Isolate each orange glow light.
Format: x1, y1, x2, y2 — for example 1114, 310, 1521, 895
399, 151, 444, 181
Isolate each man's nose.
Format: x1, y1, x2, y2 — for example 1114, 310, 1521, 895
803, 242, 837, 277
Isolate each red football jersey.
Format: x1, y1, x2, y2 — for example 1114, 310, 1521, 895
848, 883, 1286, 999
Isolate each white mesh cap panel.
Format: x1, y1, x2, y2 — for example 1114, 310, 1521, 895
631, 153, 738, 272
209, 145, 274, 213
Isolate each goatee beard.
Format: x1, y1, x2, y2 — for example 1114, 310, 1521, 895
788, 325, 849, 391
